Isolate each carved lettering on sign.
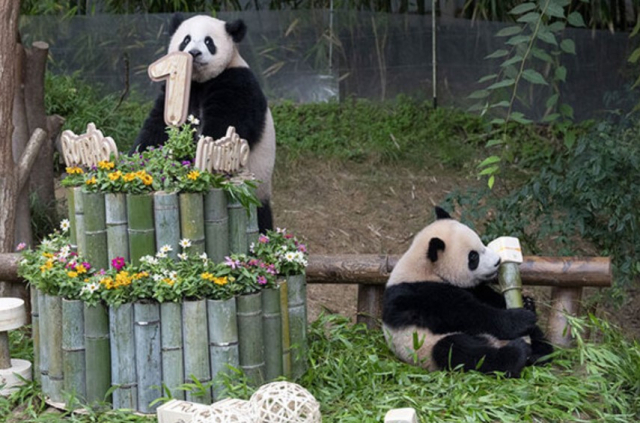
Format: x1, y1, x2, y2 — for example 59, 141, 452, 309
61, 123, 118, 167
195, 126, 250, 174
148, 51, 193, 127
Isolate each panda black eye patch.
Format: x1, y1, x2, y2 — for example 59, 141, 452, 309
468, 250, 479, 270
179, 35, 191, 51
204, 36, 216, 55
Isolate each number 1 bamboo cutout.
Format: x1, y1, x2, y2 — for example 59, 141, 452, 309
148, 51, 193, 127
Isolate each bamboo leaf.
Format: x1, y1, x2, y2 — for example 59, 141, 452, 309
522, 69, 548, 85
468, 89, 490, 99
488, 175, 495, 189
555, 66, 567, 82
517, 12, 541, 23
506, 35, 532, 46
568, 11, 586, 27
546, 93, 559, 108
496, 26, 523, 37
628, 48, 640, 63
537, 30, 558, 46
479, 165, 500, 175
544, 3, 565, 18
478, 156, 501, 168
478, 74, 498, 83
490, 101, 510, 108
560, 39, 576, 54
487, 79, 515, 90
485, 49, 509, 59
509, 3, 537, 15
501, 55, 524, 67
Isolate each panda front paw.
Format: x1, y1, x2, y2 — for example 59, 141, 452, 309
500, 308, 537, 339
523, 296, 536, 313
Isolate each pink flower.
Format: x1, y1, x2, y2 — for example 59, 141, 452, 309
16, 242, 27, 251
257, 276, 267, 285
266, 264, 277, 275
224, 256, 241, 269
258, 235, 269, 244
297, 244, 307, 253
284, 234, 294, 239
111, 257, 126, 271
82, 262, 92, 270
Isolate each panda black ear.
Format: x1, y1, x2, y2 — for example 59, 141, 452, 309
435, 207, 451, 220
226, 19, 247, 43
427, 237, 445, 262
169, 13, 185, 36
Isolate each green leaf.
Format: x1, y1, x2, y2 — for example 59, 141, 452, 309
554, 66, 567, 82
510, 112, 533, 124
487, 79, 515, 90
509, 3, 537, 15
522, 69, 548, 85
488, 175, 495, 189
478, 74, 498, 83
485, 49, 509, 59
568, 11, 586, 27
548, 21, 566, 33
486, 139, 504, 147
490, 100, 510, 108
531, 47, 553, 63
506, 35, 531, 46
560, 103, 574, 119
564, 130, 576, 149
496, 26, 522, 37
560, 39, 576, 54
468, 102, 487, 112
478, 156, 501, 168
628, 48, 640, 63
544, 3, 565, 18
517, 12, 541, 23
501, 55, 524, 67
546, 93, 559, 108
537, 30, 558, 46
479, 165, 499, 176
468, 89, 490, 99
542, 113, 560, 122
489, 118, 506, 125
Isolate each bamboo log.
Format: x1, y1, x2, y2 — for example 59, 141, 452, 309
45, 294, 63, 402
154, 192, 180, 260
279, 279, 291, 378
84, 302, 111, 405
134, 301, 162, 413
74, 187, 86, 255
66, 188, 77, 250
62, 299, 86, 401
30, 286, 40, 384
83, 192, 108, 270
246, 203, 259, 249
127, 193, 156, 266
160, 302, 184, 401
106, 193, 129, 262
204, 189, 229, 262
182, 299, 211, 404
498, 263, 524, 309
37, 290, 48, 393
236, 292, 264, 386
179, 193, 205, 254
287, 274, 307, 380
227, 196, 248, 254
547, 287, 583, 347
262, 287, 283, 381
207, 298, 239, 401
109, 303, 137, 410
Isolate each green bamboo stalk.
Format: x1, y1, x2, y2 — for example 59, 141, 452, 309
279, 278, 291, 379
109, 303, 137, 410
179, 193, 205, 255
62, 299, 86, 402
262, 287, 283, 381
182, 300, 211, 404
246, 203, 259, 250
204, 189, 229, 262
84, 302, 111, 405
105, 193, 129, 262
498, 263, 524, 309
236, 292, 264, 386
30, 286, 40, 384
287, 273, 308, 380
66, 188, 77, 250
227, 196, 248, 254
207, 298, 239, 401
160, 302, 184, 401
133, 301, 162, 413
45, 294, 64, 403
127, 193, 156, 266
154, 192, 180, 260
84, 192, 108, 271
37, 290, 48, 394
74, 187, 86, 255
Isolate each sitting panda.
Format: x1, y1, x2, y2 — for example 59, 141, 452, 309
131, 14, 276, 232
382, 207, 553, 377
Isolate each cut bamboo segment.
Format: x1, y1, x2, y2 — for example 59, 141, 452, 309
236, 292, 264, 386
204, 189, 229, 262
62, 299, 86, 401
179, 193, 205, 255
109, 303, 137, 410
182, 299, 211, 404
287, 273, 308, 380
84, 302, 111, 405
37, 290, 48, 394
227, 196, 248, 254
45, 294, 64, 402
74, 187, 86, 255
154, 192, 180, 260
207, 298, 239, 401
66, 188, 77, 250
84, 192, 108, 271
246, 203, 259, 250
160, 302, 184, 401
30, 286, 40, 384
262, 287, 283, 381
105, 193, 129, 262
127, 193, 156, 266
279, 278, 291, 379
134, 301, 162, 413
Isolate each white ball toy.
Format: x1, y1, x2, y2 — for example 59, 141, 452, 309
249, 381, 321, 423
195, 398, 253, 423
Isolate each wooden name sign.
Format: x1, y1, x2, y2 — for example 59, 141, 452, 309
194, 126, 250, 174
61, 123, 118, 167
148, 51, 193, 127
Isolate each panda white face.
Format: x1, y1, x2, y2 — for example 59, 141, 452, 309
168, 16, 245, 83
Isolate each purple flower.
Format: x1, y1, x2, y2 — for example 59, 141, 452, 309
224, 256, 241, 269
257, 276, 267, 285
181, 160, 191, 167
15, 242, 26, 251
82, 262, 92, 270
297, 244, 307, 253
266, 264, 277, 275
258, 235, 269, 244
111, 256, 126, 271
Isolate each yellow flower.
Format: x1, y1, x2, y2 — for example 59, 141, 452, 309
141, 174, 153, 186
40, 259, 54, 273
76, 264, 87, 274
100, 277, 114, 290
98, 160, 115, 170
123, 173, 136, 182
201, 272, 214, 281
187, 170, 200, 181
213, 276, 228, 286
108, 170, 122, 181
115, 271, 132, 287
133, 271, 149, 280
163, 278, 175, 286
42, 252, 54, 259
66, 166, 84, 175
67, 271, 78, 278
86, 176, 97, 185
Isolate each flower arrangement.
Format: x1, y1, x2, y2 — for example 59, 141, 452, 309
251, 228, 308, 277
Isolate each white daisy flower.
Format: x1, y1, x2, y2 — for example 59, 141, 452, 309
60, 219, 70, 232
179, 238, 192, 249
82, 282, 100, 294
284, 251, 296, 262
187, 114, 200, 125
152, 274, 163, 282
178, 253, 188, 261
156, 251, 167, 259
160, 245, 173, 253
140, 255, 159, 265
169, 271, 178, 280
59, 245, 71, 259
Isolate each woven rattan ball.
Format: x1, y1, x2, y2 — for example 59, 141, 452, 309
194, 398, 253, 423
249, 381, 321, 423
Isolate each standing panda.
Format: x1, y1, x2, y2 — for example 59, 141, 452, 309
131, 14, 276, 232
382, 207, 553, 377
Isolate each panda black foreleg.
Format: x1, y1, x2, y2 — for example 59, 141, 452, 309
257, 199, 273, 233
432, 334, 531, 378
527, 325, 554, 366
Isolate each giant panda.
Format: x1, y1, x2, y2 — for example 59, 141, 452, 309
131, 14, 276, 232
382, 207, 553, 377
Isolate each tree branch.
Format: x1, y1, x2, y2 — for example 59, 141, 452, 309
17, 128, 47, 193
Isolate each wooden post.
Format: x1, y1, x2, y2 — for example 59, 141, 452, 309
547, 287, 583, 347
356, 284, 384, 329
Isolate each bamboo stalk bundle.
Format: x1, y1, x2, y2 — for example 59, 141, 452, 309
207, 298, 239, 401
236, 292, 265, 386
160, 302, 184, 401
62, 299, 86, 401
133, 301, 162, 413
204, 189, 229, 262
37, 290, 48, 393
127, 193, 156, 266
30, 286, 40, 384
154, 192, 180, 259
287, 274, 308, 380
182, 299, 212, 404
246, 203, 259, 250
66, 188, 77, 250
262, 287, 283, 381
73, 187, 86, 255
45, 294, 64, 402
227, 196, 248, 254
279, 279, 291, 379
105, 193, 129, 262
179, 193, 205, 254
109, 303, 137, 410
83, 192, 108, 271
84, 302, 111, 405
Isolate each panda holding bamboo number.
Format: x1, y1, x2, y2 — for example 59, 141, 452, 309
131, 14, 276, 232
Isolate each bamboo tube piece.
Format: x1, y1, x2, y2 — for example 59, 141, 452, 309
62, 299, 86, 401
498, 263, 524, 309
37, 290, 48, 394
127, 193, 156, 266
287, 274, 308, 380
74, 187, 86, 255
236, 292, 264, 386
279, 279, 291, 378
204, 189, 229, 262
246, 203, 259, 249
66, 188, 77, 250
207, 298, 239, 401
227, 196, 248, 254
160, 302, 184, 401
106, 193, 129, 262
179, 193, 205, 255
182, 300, 211, 404
109, 303, 137, 410
30, 286, 40, 384
134, 301, 162, 413
83, 192, 108, 271
262, 287, 283, 381
45, 294, 63, 402
154, 192, 180, 260
84, 302, 111, 405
